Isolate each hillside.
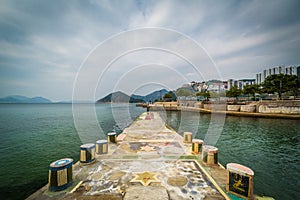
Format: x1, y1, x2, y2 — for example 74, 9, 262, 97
144, 89, 169, 102
97, 89, 171, 103
0, 95, 52, 103
131, 89, 169, 102
96, 91, 145, 103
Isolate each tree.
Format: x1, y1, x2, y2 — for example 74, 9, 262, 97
163, 93, 172, 99
243, 84, 260, 101
196, 91, 210, 101
162, 91, 177, 102
226, 86, 242, 102
170, 91, 178, 101
262, 74, 284, 98
163, 93, 172, 102
262, 74, 300, 99
285, 75, 300, 98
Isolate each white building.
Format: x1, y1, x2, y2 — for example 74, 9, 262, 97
238, 79, 256, 90
227, 79, 255, 90
256, 65, 300, 84
207, 80, 226, 93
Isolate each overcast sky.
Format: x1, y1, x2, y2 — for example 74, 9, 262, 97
0, 0, 299, 101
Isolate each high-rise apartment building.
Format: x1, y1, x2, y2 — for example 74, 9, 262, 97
256, 65, 300, 84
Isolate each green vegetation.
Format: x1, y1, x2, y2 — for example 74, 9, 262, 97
163, 93, 172, 99
227, 75, 300, 101
130, 74, 299, 103
196, 91, 210, 101
210, 91, 226, 99
243, 84, 260, 101
163, 91, 177, 101
176, 87, 194, 96
261, 74, 299, 99
226, 86, 242, 101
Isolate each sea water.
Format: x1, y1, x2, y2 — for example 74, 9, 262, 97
164, 111, 300, 200
0, 104, 299, 199
0, 103, 144, 199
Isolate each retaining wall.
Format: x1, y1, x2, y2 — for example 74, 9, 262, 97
203, 104, 226, 111
151, 100, 300, 115
259, 105, 300, 114
227, 105, 240, 112
240, 105, 256, 112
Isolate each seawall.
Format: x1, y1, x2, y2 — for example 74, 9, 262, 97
147, 101, 300, 119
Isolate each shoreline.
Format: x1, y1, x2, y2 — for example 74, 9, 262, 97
147, 105, 300, 120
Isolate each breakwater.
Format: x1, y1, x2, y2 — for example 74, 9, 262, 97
27, 112, 267, 200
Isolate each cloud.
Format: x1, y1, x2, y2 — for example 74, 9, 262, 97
0, 0, 299, 100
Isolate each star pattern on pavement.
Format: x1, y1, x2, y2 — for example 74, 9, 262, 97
130, 171, 160, 186
140, 145, 156, 152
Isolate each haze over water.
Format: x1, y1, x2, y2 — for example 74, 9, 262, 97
0, 104, 299, 199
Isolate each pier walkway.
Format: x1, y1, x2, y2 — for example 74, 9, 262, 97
28, 112, 230, 200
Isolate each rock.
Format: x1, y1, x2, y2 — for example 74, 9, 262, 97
167, 176, 188, 186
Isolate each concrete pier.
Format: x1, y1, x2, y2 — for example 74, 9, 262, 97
27, 112, 236, 200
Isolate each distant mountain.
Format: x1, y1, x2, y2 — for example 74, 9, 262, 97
96, 91, 145, 103
97, 89, 170, 103
56, 100, 94, 104
131, 89, 169, 102
0, 95, 52, 103
130, 94, 145, 101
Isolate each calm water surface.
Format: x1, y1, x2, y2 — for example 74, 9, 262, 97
0, 104, 299, 199
0, 104, 144, 199
164, 111, 300, 200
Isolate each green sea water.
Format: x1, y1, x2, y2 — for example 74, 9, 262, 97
0, 104, 299, 199
0, 103, 144, 199
164, 111, 300, 200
